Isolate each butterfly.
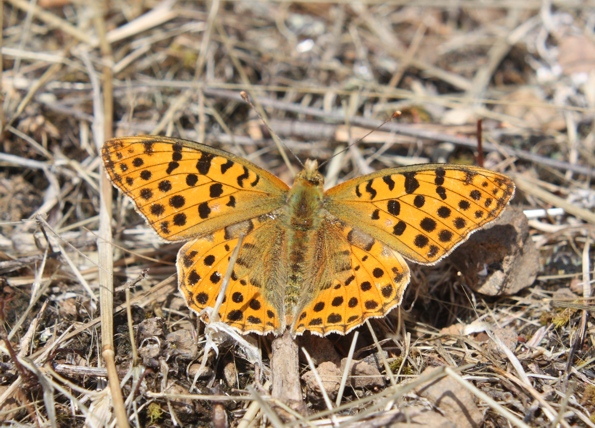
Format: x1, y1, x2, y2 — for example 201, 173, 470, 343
102, 135, 515, 336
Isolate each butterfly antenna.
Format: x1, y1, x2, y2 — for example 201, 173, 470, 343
318, 110, 402, 169
476, 119, 484, 168
240, 91, 300, 175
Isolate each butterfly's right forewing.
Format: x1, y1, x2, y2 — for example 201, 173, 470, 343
325, 164, 515, 265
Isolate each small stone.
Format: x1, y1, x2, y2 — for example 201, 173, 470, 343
188, 363, 214, 380
138, 341, 161, 368
302, 361, 341, 399
223, 359, 238, 388
165, 382, 209, 424
166, 329, 198, 360
58, 298, 78, 318
340, 358, 384, 389
137, 317, 166, 340
569, 277, 583, 294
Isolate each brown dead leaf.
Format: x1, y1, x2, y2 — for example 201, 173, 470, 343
450, 206, 539, 296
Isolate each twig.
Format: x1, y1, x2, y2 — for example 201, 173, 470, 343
87, 8, 130, 426
336, 331, 358, 406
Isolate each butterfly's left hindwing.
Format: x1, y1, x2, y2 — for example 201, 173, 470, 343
324, 164, 515, 265
178, 215, 285, 335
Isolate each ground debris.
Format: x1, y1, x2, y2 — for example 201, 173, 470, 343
414, 367, 483, 428
1, 1, 593, 426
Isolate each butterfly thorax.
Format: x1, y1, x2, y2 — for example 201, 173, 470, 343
282, 160, 326, 313
286, 160, 324, 228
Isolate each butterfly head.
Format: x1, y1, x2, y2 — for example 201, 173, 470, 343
299, 159, 324, 186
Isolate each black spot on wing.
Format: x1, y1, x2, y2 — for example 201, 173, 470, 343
196, 291, 208, 304
332, 296, 343, 307
420, 218, 436, 232
166, 162, 179, 175
439, 230, 453, 242
403, 172, 420, 194
173, 213, 187, 226
470, 190, 481, 201
197, 152, 214, 175
143, 142, 154, 154
464, 170, 477, 185
150, 204, 165, 216
186, 174, 198, 186
210, 183, 224, 198
237, 166, 250, 187
198, 202, 211, 219
454, 217, 467, 229
414, 195, 425, 208
169, 195, 185, 208
387, 200, 400, 215
435, 167, 445, 185
327, 314, 342, 323
140, 188, 153, 200
159, 180, 172, 192
227, 310, 242, 321
414, 234, 429, 248
382, 175, 395, 191
221, 159, 234, 174
437, 206, 451, 218
365, 179, 377, 199
428, 245, 439, 258
393, 221, 406, 236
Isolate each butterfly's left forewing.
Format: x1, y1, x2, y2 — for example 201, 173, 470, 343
102, 136, 289, 241
325, 164, 515, 265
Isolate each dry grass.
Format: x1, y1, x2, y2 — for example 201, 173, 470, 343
1, 1, 594, 427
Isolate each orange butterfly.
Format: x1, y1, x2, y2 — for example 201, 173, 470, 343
102, 136, 514, 336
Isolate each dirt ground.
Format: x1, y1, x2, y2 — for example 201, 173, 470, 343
1, 1, 594, 427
